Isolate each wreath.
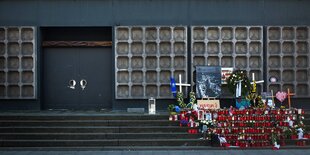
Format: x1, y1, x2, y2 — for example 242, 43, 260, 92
226, 70, 251, 97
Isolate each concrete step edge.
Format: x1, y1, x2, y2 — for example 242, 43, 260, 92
0, 139, 205, 142
0, 146, 310, 151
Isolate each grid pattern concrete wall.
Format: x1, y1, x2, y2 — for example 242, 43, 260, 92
191, 26, 264, 97
266, 26, 310, 97
115, 26, 188, 99
0, 26, 36, 99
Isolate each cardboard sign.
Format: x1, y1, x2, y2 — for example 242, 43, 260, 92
197, 99, 220, 110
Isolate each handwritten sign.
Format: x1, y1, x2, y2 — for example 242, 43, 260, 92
197, 99, 220, 109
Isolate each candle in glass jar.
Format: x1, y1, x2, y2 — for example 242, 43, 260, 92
298, 109, 302, 114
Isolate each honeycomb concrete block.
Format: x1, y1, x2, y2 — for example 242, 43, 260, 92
267, 26, 310, 97
191, 26, 264, 96
0, 26, 36, 99
115, 26, 187, 99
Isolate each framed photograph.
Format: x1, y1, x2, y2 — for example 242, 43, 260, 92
221, 67, 233, 84
205, 113, 212, 121
261, 92, 274, 107
213, 112, 218, 120
196, 66, 222, 98
198, 110, 205, 120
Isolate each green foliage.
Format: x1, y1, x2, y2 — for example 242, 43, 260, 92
246, 93, 257, 101
284, 128, 293, 139
246, 94, 265, 108
295, 114, 305, 131
271, 132, 279, 145
226, 70, 251, 97
177, 92, 186, 108
187, 91, 196, 108
256, 96, 265, 108
167, 104, 175, 112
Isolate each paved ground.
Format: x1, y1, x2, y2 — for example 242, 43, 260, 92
1, 150, 310, 155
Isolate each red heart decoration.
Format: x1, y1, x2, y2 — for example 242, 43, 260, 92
276, 91, 287, 103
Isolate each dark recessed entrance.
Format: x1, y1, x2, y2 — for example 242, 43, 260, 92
42, 27, 112, 110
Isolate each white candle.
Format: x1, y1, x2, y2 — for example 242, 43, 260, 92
239, 81, 241, 96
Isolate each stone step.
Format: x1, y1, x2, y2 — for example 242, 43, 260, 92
0, 126, 194, 133
0, 139, 209, 147
0, 138, 308, 147
0, 133, 201, 140
0, 115, 169, 121
0, 120, 178, 127
0, 112, 308, 149
303, 119, 310, 125
1, 119, 309, 127
282, 139, 310, 145
224, 139, 310, 146
1, 145, 310, 151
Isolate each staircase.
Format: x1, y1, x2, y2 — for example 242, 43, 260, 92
287, 111, 310, 146
0, 111, 309, 150
0, 112, 207, 149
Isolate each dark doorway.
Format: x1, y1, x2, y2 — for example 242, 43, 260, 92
42, 27, 112, 110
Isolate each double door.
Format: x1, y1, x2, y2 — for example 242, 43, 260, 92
43, 47, 112, 110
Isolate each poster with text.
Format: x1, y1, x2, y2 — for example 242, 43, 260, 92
196, 66, 221, 98
197, 99, 220, 110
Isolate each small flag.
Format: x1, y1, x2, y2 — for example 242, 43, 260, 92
170, 77, 176, 97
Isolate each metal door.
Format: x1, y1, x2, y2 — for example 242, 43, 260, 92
43, 47, 112, 110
